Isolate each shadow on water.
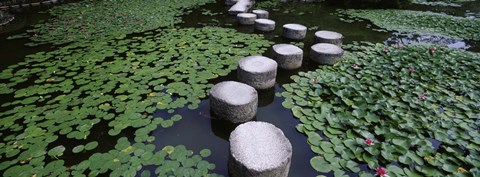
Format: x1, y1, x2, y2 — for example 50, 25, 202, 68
150, 83, 318, 177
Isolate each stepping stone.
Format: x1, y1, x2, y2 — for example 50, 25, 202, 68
237, 56, 277, 90
228, 0, 253, 15
272, 44, 303, 70
254, 19, 275, 32
310, 43, 344, 65
229, 121, 292, 177
237, 13, 257, 25
252, 9, 269, 19
210, 81, 258, 123
282, 24, 307, 40
226, 0, 239, 5
314, 30, 343, 46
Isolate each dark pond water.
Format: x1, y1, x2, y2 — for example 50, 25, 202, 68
1, 0, 479, 176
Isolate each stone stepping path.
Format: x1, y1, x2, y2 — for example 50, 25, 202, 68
210, 81, 258, 123
237, 56, 277, 90
310, 43, 344, 65
237, 13, 257, 25
314, 30, 344, 46
282, 23, 307, 40
272, 44, 303, 70
252, 9, 269, 19
254, 19, 275, 32
229, 121, 292, 177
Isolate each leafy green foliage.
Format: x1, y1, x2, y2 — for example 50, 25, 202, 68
0, 27, 271, 176
282, 42, 480, 176
8, 0, 215, 46
256, 0, 280, 9
337, 9, 480, 41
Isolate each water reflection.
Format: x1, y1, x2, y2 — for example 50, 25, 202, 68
385, 32, 471, 49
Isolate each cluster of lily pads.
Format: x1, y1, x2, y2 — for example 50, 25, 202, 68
337, 9, 480, 41
0, 27, 272, 176
7, 0, 215, 46
255, 0, 280, 9
281, 42, 479, 176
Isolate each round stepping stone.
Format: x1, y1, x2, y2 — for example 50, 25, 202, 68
272, 44, 303, 70
210, 81, 258, 123
229, 121, 292, 177
254, 19, 275, 32
310, 43, 344, 65
252, 9, 269, 19
282, 24, 307, 40
237, 56, 277, 90
314, 30, 344, 46
237, 13, 257, 25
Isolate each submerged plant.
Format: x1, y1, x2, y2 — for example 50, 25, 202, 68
8, 0, 215, 46
337, 9, 480, 41
282, 42, 480, 176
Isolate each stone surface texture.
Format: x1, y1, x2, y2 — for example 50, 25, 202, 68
210, 81, 258, 123
254, 19, 275, 32
237, 56, 277, 90
229, 121, 292, 177
282, 23, 307, 40
272, 44, 303, 69
228, 0, 253, 15
314, 30, 344, 46
310, 43, 344, 65
252, 9, 269, 19
237, 13, 257, 25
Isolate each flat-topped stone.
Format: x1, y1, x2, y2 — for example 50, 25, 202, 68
282, 24, 307, 40
238, 56, 277, 90
252, 9, 269, 19
254, 19, 275, 32
229, 121, 292, 177
226, 0, 239, 5
314, 30, 343, 46
228, 0, 253, 15
272, 44, 303, 69
310, 43, 344, 65
210, 81, 258, 123
237, 13, 257, 25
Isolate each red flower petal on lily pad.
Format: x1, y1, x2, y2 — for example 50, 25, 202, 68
365, 138, 374, 146
376, 167, 389, 177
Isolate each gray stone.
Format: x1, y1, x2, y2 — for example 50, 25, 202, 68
229, 121, 292, 177
314, 30, 343, 46
226, 0, 239, 5
237, 56, 277, 90
282, 23, 307, 40
254, 19, 275, 32
210, 81, 258, 123
272, 44, 303, 69
228, 0, 253, 15
237, 13, 257, 25
252, 9, 269, 19
310, 43, 344, 65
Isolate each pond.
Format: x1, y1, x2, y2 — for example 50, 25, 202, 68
0, 0, 479, 177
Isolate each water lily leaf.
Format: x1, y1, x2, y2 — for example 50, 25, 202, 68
85, 141, 99, 151
72, 145, 85, 153
48, 145, 66, 157
199, 149, 211, 158
310, 156, 332, 173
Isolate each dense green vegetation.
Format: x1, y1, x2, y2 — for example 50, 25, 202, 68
338, 9, 480, 41
281, 42, 479, 176
8, 0, 215, 46
0, 27, 272, 176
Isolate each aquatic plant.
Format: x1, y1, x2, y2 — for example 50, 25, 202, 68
337, 9, 480, 41
411, 0, 474, 7
282, 42, 480, 176
8, 0, 215, 46
0, 27, 272, 176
